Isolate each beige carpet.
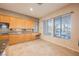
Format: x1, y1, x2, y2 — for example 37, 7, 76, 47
5, 40, 79, 56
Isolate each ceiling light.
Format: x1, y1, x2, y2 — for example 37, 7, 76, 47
30, 8, 33, 11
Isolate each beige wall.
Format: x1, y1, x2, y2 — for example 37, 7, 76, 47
39, 4, 79, 52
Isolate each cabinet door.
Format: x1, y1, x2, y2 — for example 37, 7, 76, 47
10, 17, 25, 28
9, 34, 29, 45
29, 19, 34, 28
0, 15, 3, 22
2, 15, 10, 23
23, 20, 27, 28
9, 35, 23, 45
25, 19, 34, 29
17, 19, 24, 28
0, 15, 10, 23
10, 17, 18, 28
0, 35, 9, 40
23, 34, 33, 41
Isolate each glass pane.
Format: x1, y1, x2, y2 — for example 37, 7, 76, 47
61, 14, 71, 39
43, 20, 47, 35
43, 19, 53, 35
47, 19, 53, 35
34, 20, 39, 32
54, 16, 62, 37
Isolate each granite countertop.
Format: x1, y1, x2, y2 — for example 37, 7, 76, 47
0, 28, 40, 35
0, 31, 39, 35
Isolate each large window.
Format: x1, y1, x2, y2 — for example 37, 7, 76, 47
61, 14, 71, 39
54, 16, 62, 37
43, 19, 53, 35
54, 14, 71, 39
43, 13, 71, 39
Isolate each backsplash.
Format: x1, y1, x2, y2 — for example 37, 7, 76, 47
10, 28, 34, 32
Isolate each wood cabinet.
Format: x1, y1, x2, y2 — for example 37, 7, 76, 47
9, 34, 23, 45
0, 14, 35, 29
0, 35, 9, 40
9, 34, 35, 45
16, 19, 24, 28
9, 17, 17, 28
24, 19, 35, 29
0, 15, 3, 22
0, 15, 11, 23
0, 14, 36, 45
9, 17, 35, 29
0, 33, 39, 45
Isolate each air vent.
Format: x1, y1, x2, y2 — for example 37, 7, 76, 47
37, 3, 43, 5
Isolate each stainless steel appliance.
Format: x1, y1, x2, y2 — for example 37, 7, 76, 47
0, 22, 9, 34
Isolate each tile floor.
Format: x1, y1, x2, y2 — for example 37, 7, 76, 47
5, 39, 79, 56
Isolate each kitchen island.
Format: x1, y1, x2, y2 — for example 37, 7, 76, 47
0, 32, 40, 45
9, 32, 40, 45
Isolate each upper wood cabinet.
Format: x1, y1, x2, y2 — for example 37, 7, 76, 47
0, 15, 3, 22
0, 15, 11, 23
16, 19, 25, 28
0, 14, 35, 29
9, 17, 17, 28
24, 19, 35, 29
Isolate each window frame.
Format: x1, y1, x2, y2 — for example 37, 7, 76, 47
53, 13, 71, 39
43, 19, 53, 35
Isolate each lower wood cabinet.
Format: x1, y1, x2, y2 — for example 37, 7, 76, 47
0, 33, 39, 45
9, 34, 36, 45
0, 35, 9, 40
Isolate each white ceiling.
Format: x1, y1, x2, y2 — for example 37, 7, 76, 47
0, 3, 68, 18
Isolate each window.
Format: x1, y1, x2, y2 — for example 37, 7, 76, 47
43, 20, 48, 35
43, 19, 53, 35
61, 14, 71, 39
33, 19, 39, 32
54, 13, 71, 39
54, 16, 62, 37
47, 19, 53, 35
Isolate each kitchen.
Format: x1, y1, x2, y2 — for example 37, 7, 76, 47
0, 3, 79, 56
0, 7, 40, 55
